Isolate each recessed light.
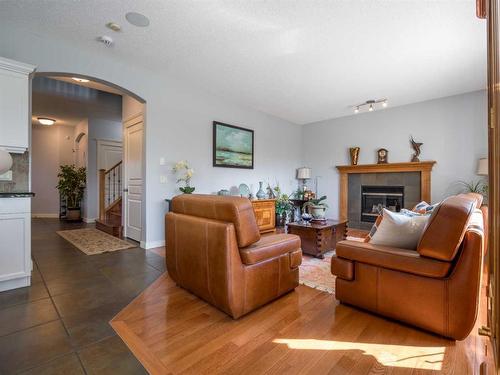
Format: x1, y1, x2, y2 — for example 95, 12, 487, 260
38, 118, 56, 126
125, 12, 150, 27
72, 77, 89, 83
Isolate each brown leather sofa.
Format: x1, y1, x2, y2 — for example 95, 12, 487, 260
331, 193, 485, 340
165, 194, 302, 319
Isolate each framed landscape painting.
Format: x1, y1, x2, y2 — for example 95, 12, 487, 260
213, 121, 254, 169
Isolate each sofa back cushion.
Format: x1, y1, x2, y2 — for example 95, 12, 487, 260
417, 194, 478, 261
170, 194, 261, 247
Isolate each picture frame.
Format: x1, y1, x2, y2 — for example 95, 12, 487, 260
213, 121, 254, 169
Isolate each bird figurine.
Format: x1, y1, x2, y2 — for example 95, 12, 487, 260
410, 136, 423, 162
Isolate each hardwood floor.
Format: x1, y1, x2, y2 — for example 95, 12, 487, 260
111, 270, 494, 375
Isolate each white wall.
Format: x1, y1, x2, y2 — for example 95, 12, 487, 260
31, 124, 74, 216
0, 21, 303, 247
302, 90, 488, 219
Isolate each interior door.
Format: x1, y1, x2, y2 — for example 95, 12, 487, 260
97, 140, 122, 171
123, 116, 143, 242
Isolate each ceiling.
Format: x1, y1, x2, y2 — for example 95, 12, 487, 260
49, 76, 124, 96
0, 0, 487, 124
32, 77, 122, 127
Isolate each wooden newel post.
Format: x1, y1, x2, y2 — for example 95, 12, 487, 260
99, 169, 106, 220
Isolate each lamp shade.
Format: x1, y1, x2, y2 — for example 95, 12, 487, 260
296, 167, 311, 179
0, 149, 13, 175
477, 158, 488, 176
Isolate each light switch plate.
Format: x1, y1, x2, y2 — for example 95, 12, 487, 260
160, 175, 167, 184
159, 157, 166, 166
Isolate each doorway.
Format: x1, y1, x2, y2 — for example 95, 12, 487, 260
31, 73, 146, 244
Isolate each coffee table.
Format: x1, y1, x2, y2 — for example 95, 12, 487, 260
287, 219, 347, 258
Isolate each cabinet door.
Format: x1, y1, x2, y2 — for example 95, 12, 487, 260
0, 212, 30, 282
0, 70, 29, 150
252, 201, 276, 233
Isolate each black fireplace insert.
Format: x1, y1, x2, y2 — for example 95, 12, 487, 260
361, 185, 405, 222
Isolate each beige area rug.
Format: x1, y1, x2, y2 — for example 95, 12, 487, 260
57, 228, 135, 255
299, 252, 336, 294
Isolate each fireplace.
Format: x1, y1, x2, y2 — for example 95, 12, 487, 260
361, 185, 404, 223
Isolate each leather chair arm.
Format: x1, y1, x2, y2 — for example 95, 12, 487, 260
336, 240, 452, 278
240, 234, 301, 265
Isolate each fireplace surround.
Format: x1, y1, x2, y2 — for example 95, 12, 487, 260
336, 161, 436, 230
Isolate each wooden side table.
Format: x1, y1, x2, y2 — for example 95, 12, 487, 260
287, 219, 347, 258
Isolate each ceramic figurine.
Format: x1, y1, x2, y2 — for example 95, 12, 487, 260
410, 136, 423, 162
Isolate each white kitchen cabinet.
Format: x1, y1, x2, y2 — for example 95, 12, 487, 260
0, 198, 31, 291
0, 57, 36, 153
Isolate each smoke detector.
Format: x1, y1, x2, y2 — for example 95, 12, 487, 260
97, 35, 114, 47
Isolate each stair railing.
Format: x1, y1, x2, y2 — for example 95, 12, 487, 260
99, 161, 123, 220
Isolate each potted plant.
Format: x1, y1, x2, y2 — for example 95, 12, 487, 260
56, 164, 86, 221
173, 160, 195, 194
303, 195, 328, 220
273, 185, 294, 227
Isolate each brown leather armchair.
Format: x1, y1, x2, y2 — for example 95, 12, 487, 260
331, 193, 485, 340
165, 194, 302, 319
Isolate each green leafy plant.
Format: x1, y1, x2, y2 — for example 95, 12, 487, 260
302, 195, 328, 212
56, 165, 86, 209
273, 185, 294, 217
458, 180, 488, 196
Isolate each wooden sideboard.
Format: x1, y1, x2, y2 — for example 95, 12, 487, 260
251, 199, 276, 233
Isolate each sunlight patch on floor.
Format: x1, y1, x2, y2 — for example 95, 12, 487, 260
273, 338, 445, 370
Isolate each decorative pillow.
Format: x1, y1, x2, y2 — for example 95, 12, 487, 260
412, 201, 440, 214
364, 215, 383, 242
369, 208, 430, 250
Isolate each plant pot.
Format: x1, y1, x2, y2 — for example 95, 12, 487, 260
276, 213, 287, 227
66, 208, 82, 221
308, 205, 326, 220
180, 186, 195, 194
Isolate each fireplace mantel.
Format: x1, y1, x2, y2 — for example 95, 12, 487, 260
336, 161, 436, 221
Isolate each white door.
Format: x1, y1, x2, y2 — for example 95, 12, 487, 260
123, 116, 143, 242
97, 140, 122, 171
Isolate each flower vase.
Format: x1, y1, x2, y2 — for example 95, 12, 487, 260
256, 181, 266, 199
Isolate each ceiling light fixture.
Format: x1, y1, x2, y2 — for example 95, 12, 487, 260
38, 117, 56, 126
72, 77, 89, 83
125, 12, 150, 27
352, 98, 388, 114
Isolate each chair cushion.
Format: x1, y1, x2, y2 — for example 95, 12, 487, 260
240, 233, 301, 265
336, 240, 452, 278
417, 194, 477, 261
171, 194, 260, 248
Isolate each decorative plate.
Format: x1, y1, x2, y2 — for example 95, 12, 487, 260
239, 183, 251, 198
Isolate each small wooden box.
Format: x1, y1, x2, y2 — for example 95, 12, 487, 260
251, 199, 276, 233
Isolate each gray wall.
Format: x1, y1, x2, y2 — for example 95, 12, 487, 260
302, 90, 488, 219
31, 124, 74, 216
0, 20, 303, 247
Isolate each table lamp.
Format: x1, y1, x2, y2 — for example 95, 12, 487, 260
296, 167, 312, 192
477, 158, 488, 176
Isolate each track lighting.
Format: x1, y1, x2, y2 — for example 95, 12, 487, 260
352, 98, 388, 114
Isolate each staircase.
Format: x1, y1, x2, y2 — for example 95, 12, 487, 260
96, 161, 123, 238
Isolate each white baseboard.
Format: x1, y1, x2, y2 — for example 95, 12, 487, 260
141, 240, 165, 249
83, 217, 96, 223
31, 213, 59, 218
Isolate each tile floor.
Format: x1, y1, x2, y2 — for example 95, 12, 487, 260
0, 219, 166, 374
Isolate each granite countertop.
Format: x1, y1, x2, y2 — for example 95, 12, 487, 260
0, 192, 35, 198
